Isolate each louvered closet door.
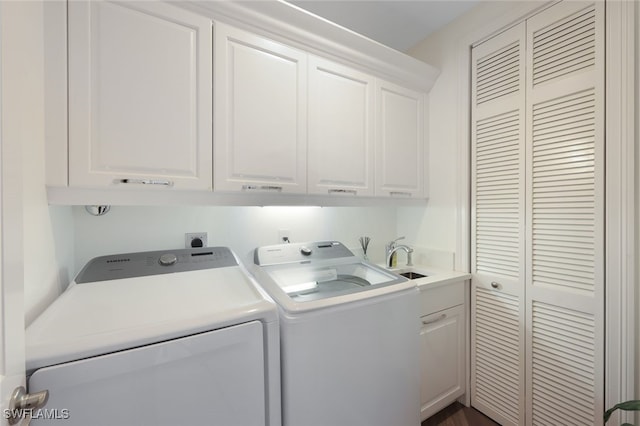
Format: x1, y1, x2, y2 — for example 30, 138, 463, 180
525, 2, 604, 425
471, 23, 526, 426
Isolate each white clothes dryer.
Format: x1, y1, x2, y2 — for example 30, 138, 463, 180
252, 241, 420, 426
26, 247, 280, 426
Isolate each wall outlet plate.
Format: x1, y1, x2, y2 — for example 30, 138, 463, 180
278, 229, 290, 244
185, 232, 208, 248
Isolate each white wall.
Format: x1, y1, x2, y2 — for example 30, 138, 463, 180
5, 0, 75, 326
71, 205, 398, 276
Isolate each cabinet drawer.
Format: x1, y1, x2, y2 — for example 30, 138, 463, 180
420, 281, 465, 316
420, 304, 465, 420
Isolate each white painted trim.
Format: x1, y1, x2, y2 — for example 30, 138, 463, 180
177, 0, 439, 91
46, 186, 429, 207
637, 7, 640, 424
423, 96, 430, 201
605, 1, 637, 424
43, 0, 67, 187
0, 0, 27, 413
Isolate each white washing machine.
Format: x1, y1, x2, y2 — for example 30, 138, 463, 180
26, 247, 280, 426
252, 241, 420, 426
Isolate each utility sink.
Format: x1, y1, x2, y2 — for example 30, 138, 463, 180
399, 271, 428, 280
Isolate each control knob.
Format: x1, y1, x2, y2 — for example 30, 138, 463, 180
159, 253, 178, 266
300, 246, 312, 256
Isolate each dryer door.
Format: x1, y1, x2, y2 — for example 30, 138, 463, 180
28, 321, 265, 425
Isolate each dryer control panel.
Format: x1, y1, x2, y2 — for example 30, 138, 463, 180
76, 247, 238, 283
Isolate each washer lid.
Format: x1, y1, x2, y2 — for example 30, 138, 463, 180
252, 254, 414, 313
26, 265, 277, 372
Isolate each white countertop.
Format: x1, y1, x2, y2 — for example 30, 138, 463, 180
382, 264, 471, 290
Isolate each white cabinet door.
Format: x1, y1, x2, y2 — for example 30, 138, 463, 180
525, 3, 604, 425
471, 23, 526, 426
68, 1, 212, 190
307, 56, 374, 196
420, 305, 465, 421
214, 23, 307, 194
375, 80, 424, 198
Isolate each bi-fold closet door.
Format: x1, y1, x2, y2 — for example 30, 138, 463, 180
471, 2, 604, 425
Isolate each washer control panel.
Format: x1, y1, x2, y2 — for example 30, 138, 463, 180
255, 241, 354, 266
76, 247, 238, 283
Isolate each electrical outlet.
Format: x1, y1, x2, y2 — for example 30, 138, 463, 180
278, 229, 290, 244
185, 232, 208, 248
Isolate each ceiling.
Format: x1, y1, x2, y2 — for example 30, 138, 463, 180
288, 1, 480, 52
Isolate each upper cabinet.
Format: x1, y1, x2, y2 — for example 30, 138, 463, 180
67, 2, 212, 190
47, 1, 439, 205
375, 80, 425, 198
213, 22, 424, 199
307, 56, 375, 196
213, 23, 307, 194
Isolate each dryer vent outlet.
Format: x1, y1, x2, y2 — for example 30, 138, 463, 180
185, 233, 208, 248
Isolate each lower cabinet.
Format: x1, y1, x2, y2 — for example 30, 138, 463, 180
419, 282, 466, 421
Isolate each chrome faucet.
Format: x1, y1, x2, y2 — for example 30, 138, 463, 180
385, 237, 413, 268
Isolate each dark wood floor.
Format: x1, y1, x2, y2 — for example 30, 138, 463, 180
422, 402, 500, 426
